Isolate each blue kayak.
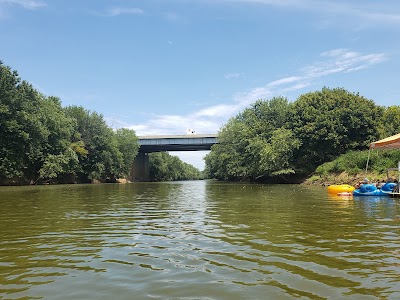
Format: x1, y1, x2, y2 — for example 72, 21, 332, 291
353, 182, 397, 196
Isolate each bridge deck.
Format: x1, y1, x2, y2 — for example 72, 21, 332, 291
138, 134, 218, 152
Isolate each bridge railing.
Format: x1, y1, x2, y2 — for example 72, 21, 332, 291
137, 134, 218, 152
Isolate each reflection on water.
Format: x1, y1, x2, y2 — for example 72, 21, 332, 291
0, 182, 399, 299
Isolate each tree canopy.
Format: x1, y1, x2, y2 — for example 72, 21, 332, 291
3, 61, 398, 185
205, 87, 398, 182
379, 105, 400, 138
204, 97, 300, 181
0, 62, 139, 184
0, 61, 201, 185
289, 87, 382, 174
149, 152, 202, 181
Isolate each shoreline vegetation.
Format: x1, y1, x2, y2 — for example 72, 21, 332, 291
1, 61, 400, 186
304, 172, 389, 187
303, 149, 400, 187
0, 61, 201, 186
203, 88, 400, 184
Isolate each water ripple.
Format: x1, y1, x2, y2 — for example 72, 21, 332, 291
0, 182, 399, 299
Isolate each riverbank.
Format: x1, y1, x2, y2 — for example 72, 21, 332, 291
303, 171, 391, 187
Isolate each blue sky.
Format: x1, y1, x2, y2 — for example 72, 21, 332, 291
1, 0, 400, 170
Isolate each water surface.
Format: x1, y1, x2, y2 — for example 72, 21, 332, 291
0, 181, 399, 299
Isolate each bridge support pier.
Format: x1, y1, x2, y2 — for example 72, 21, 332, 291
130, 152, 150, 182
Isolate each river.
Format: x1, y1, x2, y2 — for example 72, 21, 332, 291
0, 181, 399, 299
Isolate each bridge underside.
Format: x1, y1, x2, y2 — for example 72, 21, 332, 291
130, 134, 218, 182
138, 134, 217, 153
139, 143, 214, 152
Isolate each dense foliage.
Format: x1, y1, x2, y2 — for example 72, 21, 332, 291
204, 97, 300, 181
313, 150, 400, 177
149, 152, 202, 181
0, 62, 139, 185
205, 87, 400, 182
379, 105, 400, 138
289, 88, 382, 174
3, 61, 399, 185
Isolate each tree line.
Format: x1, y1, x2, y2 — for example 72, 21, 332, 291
149, 152, 202, 181
0, 62, 200, 185
204, 88, 400, 182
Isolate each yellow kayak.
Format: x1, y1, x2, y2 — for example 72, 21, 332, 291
327, 184, 355, 194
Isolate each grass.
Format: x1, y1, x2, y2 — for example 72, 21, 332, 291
304, 149, 400, 185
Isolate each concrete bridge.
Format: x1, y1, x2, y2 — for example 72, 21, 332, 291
130, 134, 218, 181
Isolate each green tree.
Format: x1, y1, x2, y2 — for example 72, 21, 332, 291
39, 148, 80, 182
36, 96, 76, 182
0, 62, 74, 184
64, 106, 123, 182
149, 152, 201, 181
114, 128, 139, 177
378, 105, 400, 138
1, 62, 140, 185
149, 152, 169, 181
0, 61, 25, 182
205, 97, 299, 181
289, 87, 382, 174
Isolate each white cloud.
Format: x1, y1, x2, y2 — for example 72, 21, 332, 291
193, 103, 240, 118
164, 12, 179, 21
115, 48, 387, 136
0, 0, 46, 10
320, 49, 348, 57
304, 49, 386, 78
360, 11, 400, 24
222, 0, 310, 7
267, 76, 302, 87
103, 7, 144, 17
108, 48, 387, 167
131, 115, 222, 136
234, 86, 271, 107
210, 0, 400, 26
224, 72, 242, 79
162, 11, 189, 24
281, 82, 311, 92
117, 48, 386, 136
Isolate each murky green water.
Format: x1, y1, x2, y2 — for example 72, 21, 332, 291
0, 181, 399, 299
